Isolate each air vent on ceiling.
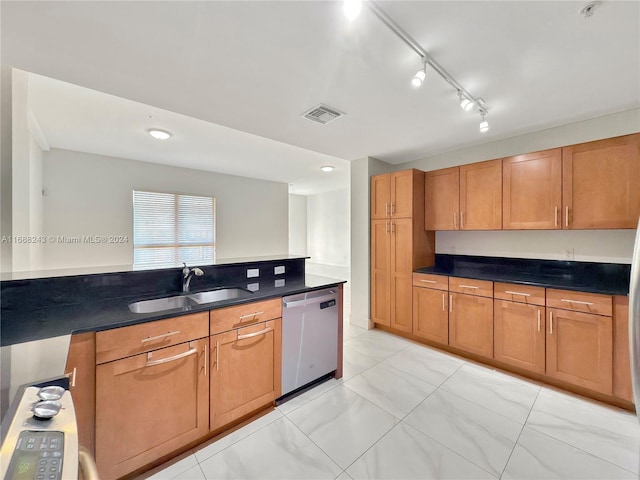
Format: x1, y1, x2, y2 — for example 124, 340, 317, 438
301, 104, 345, 125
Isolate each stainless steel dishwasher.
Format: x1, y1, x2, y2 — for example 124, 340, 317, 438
281, 288, 339, 397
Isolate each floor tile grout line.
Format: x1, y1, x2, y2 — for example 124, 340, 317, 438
498, 385, 542, 479
280, 381, 341, 417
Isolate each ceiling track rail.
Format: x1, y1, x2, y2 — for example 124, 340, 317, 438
366, 0, 487, 115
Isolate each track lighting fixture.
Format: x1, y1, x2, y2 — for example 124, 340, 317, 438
343, 0, 362, 22
411, 65, 426, 87
459, 91, 473, 112
479, 113, 489, 133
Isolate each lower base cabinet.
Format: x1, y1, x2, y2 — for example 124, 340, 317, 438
412, 286, 448, 344
96, 338, 209, 480
546, 308, 613, 395
210, 319, 282, 431
448, 292, 494, 358
494, 301, 546, 374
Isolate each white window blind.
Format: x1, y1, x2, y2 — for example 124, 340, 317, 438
133, 190, 216, 268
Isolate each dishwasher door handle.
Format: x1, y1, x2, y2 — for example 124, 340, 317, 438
283, 292, 337, 309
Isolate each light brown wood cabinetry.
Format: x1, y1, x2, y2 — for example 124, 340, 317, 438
371, 170, 435, 334
448, 277, 494, 358
65, 332, 96, 456
546, 301, 613, 395
413, 277, 448, 345
210, 298, 281, 335
563, 133, 640, 229
210, 319, 282, 431
503, 149, 562, 230
613, 296, 632, 402
96, 336, 209, 480
425, 167, 459, 230
546, 289, 612, 317
460, 159, 502, 230
494, 302, 545, 374
371, 170, 421, 220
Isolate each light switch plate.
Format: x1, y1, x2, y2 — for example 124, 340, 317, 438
274, 266, 285, 275
247, 268, 260, 278
275, 279, 285, 287
247, 282, 260, 292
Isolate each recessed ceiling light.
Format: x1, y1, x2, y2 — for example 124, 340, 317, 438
343, 0, 362, 21
321, 166, 335, 173
147, 128, 172, 140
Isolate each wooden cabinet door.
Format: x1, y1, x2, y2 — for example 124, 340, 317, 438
460, 159, 502, 230
210, 319, 281, 431
65, 332, 96, 456
371, 219, 391, 327
371, 173, 391, 219
449, 293, 494, 358
96, 338, 209, 480
546, 308, 612, 395
494, 301, 545, 374
425, 167, 459, 230
613, 296, 632, 402
503, 149, 562, 230
390, 170, 414, 218
563, 134, 640, 229
390, 218, 413, 333
413, 287, 448, 344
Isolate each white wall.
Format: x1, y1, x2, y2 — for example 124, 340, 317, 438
288, 194, 307, 256
1, 66, 13, 272
41, 148, 289, 270
10, 69, 44, 272
350, 157, 391, 329
400, 108, 640, 264
306, 188, 350, 267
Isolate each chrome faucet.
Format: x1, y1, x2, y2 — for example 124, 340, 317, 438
182, 263, 204, 292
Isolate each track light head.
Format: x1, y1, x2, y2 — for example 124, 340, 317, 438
479, 113, 489, 133
459, 92, 473, 112
411, 69, 426, 87
343, 0, 362, 21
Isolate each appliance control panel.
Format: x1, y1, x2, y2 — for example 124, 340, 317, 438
5, 430, 64, 480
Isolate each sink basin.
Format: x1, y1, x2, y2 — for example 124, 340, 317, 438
129, 295, 197, 313
128, 288, 251, 313
188, 288, 248, 304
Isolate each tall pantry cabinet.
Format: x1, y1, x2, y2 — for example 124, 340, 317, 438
371, 170, 435, 333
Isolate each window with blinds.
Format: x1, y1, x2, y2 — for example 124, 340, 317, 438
133, 190, 216, 268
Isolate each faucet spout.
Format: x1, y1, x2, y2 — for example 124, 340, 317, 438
182, 263, 204, 292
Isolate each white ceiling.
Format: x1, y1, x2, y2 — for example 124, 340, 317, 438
2, 1, 639, 190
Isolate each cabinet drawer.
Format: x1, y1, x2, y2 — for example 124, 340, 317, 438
546, 288, 612, 316
210, 298, 281, 335
96, 312, 209, 364
494, 282, 545, 306
449, 277, 493, 298
412, 273, 448, 291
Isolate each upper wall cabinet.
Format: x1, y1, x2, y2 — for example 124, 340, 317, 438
460, 159, 503, 230
371, 170, 423, 219
425, 167, 459, 230
503, 148, 562, 230
563, 133, 640, 229
425, 160, 502, 230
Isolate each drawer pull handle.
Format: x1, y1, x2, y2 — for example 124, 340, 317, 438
554, 206, 558, 227
215, 341, 219, 371
537, 309, 541, 332
565, 206, 569, 227
449, 295, 453, 313
386, 202, 390, 216
560, 299, 594, 306
237, 327, 273, 340
442, 293, 445, 312
239, 311, 264, 320
141, 330, 181, 344
504, 290, 531, 297
420, 280, 437, 284
550, 311, 553, 334
390, 202, 395, 215
458, 285, 479, 289
146, 343, 197, 367
386, 221, 389, 235
460, 211, 464, 229
203, 344, 207, 377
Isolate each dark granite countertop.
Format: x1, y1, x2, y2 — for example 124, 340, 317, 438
1, 274, 345, 346
415, 255, 630, 296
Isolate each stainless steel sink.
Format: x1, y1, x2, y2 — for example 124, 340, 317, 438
128, 288, 250, 313
128, 295, 197, 313
188, 288, 247, 304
